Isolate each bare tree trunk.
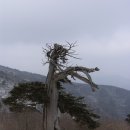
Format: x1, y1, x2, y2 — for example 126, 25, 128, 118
46, 82, 59, 130
44, 63, 60, 130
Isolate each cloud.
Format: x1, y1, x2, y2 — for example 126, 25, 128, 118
0, 0, 130, 44
78, 28, 130, 56
0, 43, 46, 74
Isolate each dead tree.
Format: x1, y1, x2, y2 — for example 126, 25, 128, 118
43, 43, 99, 130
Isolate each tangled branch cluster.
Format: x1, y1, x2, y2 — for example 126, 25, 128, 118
43, 42, 77, 65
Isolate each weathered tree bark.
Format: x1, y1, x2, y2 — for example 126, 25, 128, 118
44, 62, 60, 130
45, 82, 59, 130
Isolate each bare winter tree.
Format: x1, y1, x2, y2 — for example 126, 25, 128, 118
43, 43, 99, 130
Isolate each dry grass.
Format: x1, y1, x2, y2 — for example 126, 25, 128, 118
95, 120, 130, 130
60, 114, 87, 130
0, 112, 129, 130
0, 112, 43, 130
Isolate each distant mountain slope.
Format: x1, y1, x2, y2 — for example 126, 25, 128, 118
65, 83, 130, 119
0, 65, 45, 101
0, 65, 45, 83
0, 65, 130, 119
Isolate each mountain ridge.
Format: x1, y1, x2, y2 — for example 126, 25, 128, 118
0, 65, 130, 119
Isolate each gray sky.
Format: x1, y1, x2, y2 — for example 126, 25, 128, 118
0, 0, 130, 90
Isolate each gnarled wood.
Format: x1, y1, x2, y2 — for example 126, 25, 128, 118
43, 43, 99, 130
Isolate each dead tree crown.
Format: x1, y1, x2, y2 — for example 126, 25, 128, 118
43, 43, 99, 91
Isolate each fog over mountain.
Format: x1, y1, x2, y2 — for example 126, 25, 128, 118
0, 65, 130, 119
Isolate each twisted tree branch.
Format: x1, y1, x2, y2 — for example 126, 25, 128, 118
54, 66, 99, 91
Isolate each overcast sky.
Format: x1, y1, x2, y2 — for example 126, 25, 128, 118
0, 0, 130, 89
